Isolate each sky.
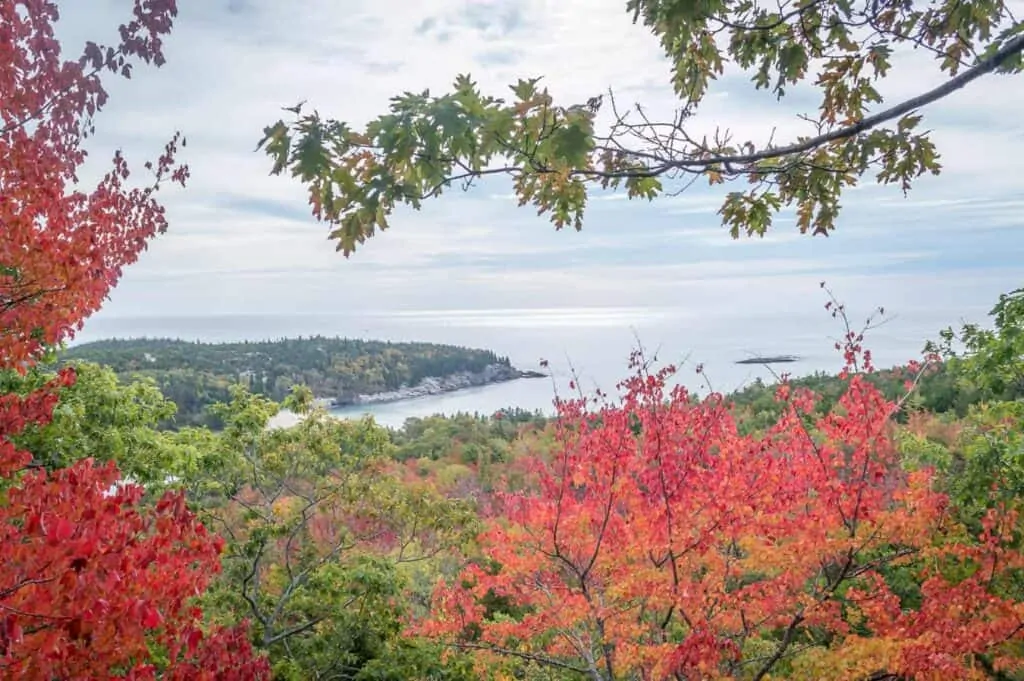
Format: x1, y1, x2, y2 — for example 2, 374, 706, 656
55, 1, 1024, 374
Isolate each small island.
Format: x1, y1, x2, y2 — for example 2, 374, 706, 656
61, 336, 544, 429
735, 354, 801, 365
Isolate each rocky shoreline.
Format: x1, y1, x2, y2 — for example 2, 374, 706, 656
735, 354, 800, 365
323, 363, 546, 409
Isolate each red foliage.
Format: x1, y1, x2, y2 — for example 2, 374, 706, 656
0, 368, 73, 475
0, 1, 268, 677
0, 0, 189, 366
0, 460, 266, 679
419, 344, 1024, 680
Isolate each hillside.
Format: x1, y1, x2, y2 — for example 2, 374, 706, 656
61, 336, 541, 428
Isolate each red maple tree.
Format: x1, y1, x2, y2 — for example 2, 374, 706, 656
0, 1, 268, 676
1, 0, 188, 367
419, 327, 1024, 679
1, 459, 268, 679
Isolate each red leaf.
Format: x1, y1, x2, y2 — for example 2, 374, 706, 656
0, 2, 268, 677
186, 628, 203, 655
142, 606, 162, 629
53, 518, 74, 543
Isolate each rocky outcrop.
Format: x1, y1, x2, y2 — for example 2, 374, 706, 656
735, 355, 800, 365
331, 363, 545, 407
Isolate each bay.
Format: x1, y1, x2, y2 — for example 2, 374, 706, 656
74, 305, 954, 429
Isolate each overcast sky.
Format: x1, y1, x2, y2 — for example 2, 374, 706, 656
57, 1, 1023, 350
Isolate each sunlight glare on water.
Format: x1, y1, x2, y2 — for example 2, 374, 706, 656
77, 304, 952, 429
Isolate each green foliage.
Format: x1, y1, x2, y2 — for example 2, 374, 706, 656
197, 385, 480, 679
15, 281, 1024, 680
946, 402, 1024, 527
913, 288, 1024, 526
260, 1, 1024, 254
2, 360, 187, 486
911, 286, 1024, 547
895, 400, 1024, 625
727, 361, 973, 436
354, 639, 478, 681
392, 409, 546, 458
61, 336, 512, 429
930, 286, 1024, 400
1, 357, 485, 677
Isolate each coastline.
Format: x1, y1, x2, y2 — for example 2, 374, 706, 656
320, 363, 546, 409
270, 364, 545, 431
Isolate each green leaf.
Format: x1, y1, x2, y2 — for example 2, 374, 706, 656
259, 1, 1017, 254
510, 76, 542, 100
549, 122, 593, 166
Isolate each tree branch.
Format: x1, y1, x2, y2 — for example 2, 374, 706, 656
262, 614, 330, 647
622, 30, 1024, 177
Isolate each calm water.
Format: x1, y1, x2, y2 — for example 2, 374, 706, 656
74, 306, 965, 429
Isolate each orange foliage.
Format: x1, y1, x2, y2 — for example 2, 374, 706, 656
418, 346, 1024, 680
905, 411, 962, 447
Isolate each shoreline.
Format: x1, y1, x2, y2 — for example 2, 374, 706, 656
320, 363, 546, 409
270, 368, 545, 430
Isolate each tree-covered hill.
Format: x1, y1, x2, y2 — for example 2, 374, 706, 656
60, 336, 522, 428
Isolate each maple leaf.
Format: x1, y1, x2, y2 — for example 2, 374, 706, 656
0, 2, 268, 678
261, 2, 1024, 255
416, 294, 1024, 681
0, 0, 191, 367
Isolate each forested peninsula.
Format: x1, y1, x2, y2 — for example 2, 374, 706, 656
60, 337, 543, 428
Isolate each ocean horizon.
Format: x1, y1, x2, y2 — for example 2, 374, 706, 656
72, 304, 972, 428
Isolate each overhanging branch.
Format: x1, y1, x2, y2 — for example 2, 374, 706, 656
616, 30, 1024, 177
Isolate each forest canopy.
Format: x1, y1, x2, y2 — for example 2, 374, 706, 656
60, 337, 518, 428
2, 1, 1023, 679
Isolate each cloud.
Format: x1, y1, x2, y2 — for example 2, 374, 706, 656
48, 0, 1022, 365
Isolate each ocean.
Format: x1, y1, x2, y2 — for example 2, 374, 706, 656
71, 305, 964, 429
